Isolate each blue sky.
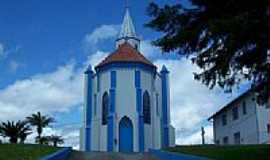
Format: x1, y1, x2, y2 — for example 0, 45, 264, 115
0, 0, 247, 148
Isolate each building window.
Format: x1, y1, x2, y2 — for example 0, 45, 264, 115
267, 124, 270, 134
143, 91, 151, 124
102, 92, 109, 125
156, 94, 159, 116
242, 101, 247, 115
223, 136, 228, 145
234, 132, 241, 144
216, 140, 220, 145
232, 107, 239, 120
94, 94, 97, 116
222, 114, 227, 126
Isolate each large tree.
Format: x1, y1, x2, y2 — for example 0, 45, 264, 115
26, 112, 54, 144
146, 0, 270, 103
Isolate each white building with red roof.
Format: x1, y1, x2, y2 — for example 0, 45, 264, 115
80, 7, 175, 152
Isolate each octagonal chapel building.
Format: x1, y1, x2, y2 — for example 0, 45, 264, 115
80, 7, 175, 152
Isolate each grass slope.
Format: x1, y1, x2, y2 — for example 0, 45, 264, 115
0, 144, 59, 160
166, 145, 270, 160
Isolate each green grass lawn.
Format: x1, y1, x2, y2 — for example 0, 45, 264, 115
166, 145, 270, 160
0, 144, 60, 160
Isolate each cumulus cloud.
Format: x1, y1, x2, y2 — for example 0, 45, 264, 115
0, 63, 83, 121
0, 50, 107, 148
84, 25, 120, 52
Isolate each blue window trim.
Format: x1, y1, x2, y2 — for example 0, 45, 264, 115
135, 70, 141, 88
107, 71, 116, 151
111, 71, 116, 88
84, 69, 93, 151
102, 92, 109, 125
143, 91, 151, 124
135, 70, 144, 152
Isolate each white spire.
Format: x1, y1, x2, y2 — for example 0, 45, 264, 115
118, 8, 137, 39
116, 6, 140, 50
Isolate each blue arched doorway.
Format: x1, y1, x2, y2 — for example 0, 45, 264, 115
119, 116, 133, 152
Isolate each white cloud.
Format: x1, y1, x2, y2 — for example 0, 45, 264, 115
154, 49, 242, 145
0, 63, 83, 121
84, 25, 120, 52
140, 40, 160, 59
176, 125, 213, 145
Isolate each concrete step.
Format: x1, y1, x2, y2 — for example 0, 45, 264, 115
67, 151, 159, 160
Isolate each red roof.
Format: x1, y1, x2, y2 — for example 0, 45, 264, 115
96, 43, 155, 68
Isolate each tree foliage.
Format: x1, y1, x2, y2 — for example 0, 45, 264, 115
146, 0, 270, 103
26, 112, 54, 144
48, 135, 64, 147
0, 121, 31, 144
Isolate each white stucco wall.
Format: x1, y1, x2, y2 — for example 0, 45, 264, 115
213, 92, 270, 145
115, 68, 137, 152
256, 101, 270, 144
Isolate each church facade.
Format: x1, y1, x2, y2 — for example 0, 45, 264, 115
80, 8, 175, 152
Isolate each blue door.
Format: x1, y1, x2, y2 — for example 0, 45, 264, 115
119, 116, 133, 152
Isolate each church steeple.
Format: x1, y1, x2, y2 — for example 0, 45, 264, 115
116, 3, 140, 50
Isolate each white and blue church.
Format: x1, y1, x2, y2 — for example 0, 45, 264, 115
80, 7, 175, 152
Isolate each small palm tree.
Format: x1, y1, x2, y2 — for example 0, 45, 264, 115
36, 136, 50, 145
49, 135, 64, 147
18, 121, 32, 144
0, 121, 31, 144
26, 112, 54, 144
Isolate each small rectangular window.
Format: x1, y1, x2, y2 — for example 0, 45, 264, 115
216, 140, 220, 145
223, 136, 228, 145
232, 107, 239, 120
222, 114, 227, 126
242, 101, 247, 115
266, 99, 270, 109
234, 132, 241, 144
267, 124, 270, 134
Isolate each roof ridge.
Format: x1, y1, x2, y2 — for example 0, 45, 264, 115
95, 43, 155, 69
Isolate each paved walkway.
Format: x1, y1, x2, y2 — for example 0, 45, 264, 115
67, 151, 159, 160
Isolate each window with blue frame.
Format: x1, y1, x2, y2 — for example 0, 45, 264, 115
102, 92, 109, 125
143, 91, 151, 124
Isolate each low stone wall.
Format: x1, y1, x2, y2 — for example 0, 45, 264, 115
149, 149, 210, 160
39, 147, 72, 160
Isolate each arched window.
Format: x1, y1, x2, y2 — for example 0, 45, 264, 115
102, 92, 109, 125
143, 91, 151, 124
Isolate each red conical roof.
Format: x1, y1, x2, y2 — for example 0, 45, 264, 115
96, 43, 155, 68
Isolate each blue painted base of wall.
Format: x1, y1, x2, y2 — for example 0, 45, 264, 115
39, 147, 72, 160
149, 149, 210, 160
